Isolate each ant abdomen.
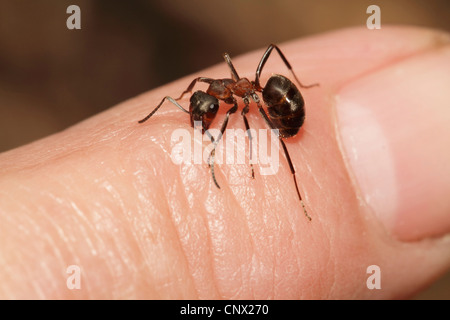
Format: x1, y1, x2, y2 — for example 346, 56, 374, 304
262, 75, 305, 138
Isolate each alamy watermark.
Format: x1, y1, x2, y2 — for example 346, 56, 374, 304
366, 265, 381, 289
170, 121, 280, 176
366, 5, 381, 29
66, 265, 81, 290
66, 5, 380, 31
66, 5, 81, 30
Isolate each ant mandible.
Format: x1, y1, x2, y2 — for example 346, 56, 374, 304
138, 44, 318, 220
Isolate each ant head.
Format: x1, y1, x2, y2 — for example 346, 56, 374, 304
189, 91, 219, 133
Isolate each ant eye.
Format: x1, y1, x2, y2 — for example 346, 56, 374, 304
209, 103, 219, 113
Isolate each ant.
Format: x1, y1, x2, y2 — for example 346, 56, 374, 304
138, 44, 318, 220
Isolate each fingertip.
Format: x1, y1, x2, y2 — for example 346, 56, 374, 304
335, 37, 450, 240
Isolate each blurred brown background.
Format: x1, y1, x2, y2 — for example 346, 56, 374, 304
0, 0, 449, 299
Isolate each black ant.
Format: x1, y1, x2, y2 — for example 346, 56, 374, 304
138, 44, 318, 220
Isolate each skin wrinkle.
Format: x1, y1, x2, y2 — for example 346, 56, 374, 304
137, 139, 221, 298
218, 196, 254, 298
132, 175, 172, 297
205, 215, 225, 298
244, 186, 275, 298
177, 162, 223, 297
40, 234, 64, 295
37, 199, 75, 284
21, 194, 72, 298
298, 132, 325, 194
322, 218, 338, 299
24, 202, 73, 298
298, 202, 335, 299
280, 221, 296, 297
97, 181, 144, 288
246, 203, 271, 299
162, 179, 199, 298
64, 203, 105, 298
203, 193, 233, 298
30, 269, 46, 299
69, 202, 99, 257
271, 194, 293, 298
285, 209, 310, 297
323, 200, 352, 299
224, 136, 284, 298
221, 161, 257, 298
177, 177, 209, 297
92, 205, 140, 297
169, 137, 225, 297
266, 196, 280, 299
10, 211, 44, 299
59, 141, 151, 297
237, 199, 256, 298
129, 201, 159, 296
291, 224, 309, 298
0, 189, 35, 298
200, 199, 222, 299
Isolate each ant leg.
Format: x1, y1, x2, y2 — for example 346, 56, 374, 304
175, 77, 215, 101
254, 44, 319, 90
138, 96, 189, 124
278, 138, 311, 221
252, 94, 312, 221
203, 131, 221, 188
241, 97, 255, 179
223, 53, 240, 81
208, 101, 238, 189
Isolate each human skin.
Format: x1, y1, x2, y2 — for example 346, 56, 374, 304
0, 26, 449, 299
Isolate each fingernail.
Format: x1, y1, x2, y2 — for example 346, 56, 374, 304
336, 45, 450, 241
